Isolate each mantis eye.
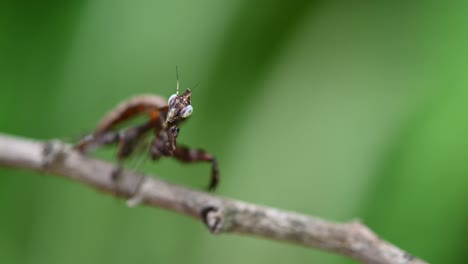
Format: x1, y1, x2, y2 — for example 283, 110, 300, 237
168, 94, 177, 105
181, 105, 193, 118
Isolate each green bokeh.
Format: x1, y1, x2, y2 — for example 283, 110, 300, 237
1, 1, 467, 263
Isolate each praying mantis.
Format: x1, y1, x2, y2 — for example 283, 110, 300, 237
75, 70, 219, 190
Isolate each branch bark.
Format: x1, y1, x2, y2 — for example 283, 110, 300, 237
0, 133, 426, 264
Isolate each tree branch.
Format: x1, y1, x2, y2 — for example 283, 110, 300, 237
0, 133, 426, 264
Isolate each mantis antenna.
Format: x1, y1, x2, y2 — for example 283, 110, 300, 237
176, 66, 180, 95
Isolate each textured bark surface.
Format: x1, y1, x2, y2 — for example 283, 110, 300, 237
0, 133, 427, 264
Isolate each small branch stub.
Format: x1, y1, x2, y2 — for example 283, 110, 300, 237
0, 133, 427, 264
201, 206, 224, 234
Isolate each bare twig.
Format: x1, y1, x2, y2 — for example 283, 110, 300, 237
0, 133, 426, 264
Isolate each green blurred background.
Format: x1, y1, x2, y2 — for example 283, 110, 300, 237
1, 1, 467, 263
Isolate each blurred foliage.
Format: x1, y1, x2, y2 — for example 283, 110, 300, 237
1, 1, 468, 263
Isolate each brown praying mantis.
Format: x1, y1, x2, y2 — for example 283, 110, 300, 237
75, 70, 219, 190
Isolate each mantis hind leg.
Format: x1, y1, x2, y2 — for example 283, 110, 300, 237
76, 121, 153, 184
75, 121, 153, 158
